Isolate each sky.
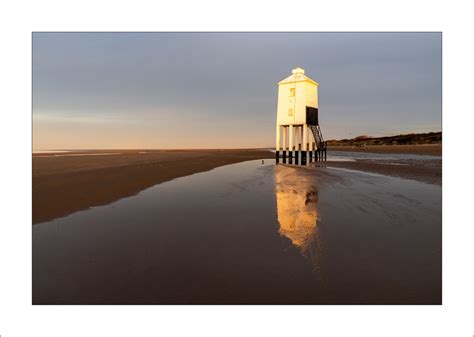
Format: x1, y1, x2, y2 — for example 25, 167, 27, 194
33, 32, 441, 150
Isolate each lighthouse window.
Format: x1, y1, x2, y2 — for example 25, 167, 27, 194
288, 108, 294, 116
289, 88, 295, 97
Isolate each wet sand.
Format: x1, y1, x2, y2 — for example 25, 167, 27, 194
33, 160, 441, 304
33, 149, 273, 224
328, 144, 441, 156
320, 159, 441, 185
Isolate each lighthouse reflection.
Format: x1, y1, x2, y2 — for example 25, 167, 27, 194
274, 166, 322, 274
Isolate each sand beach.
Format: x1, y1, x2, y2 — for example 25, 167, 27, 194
33, 149, 274, 224
33, 157, 441, 304
33, 146, 442, 224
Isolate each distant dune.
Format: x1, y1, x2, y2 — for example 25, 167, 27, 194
326, 131, 441, 147
326, 132, 442, 156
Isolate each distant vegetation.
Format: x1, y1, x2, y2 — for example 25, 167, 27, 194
326, 132, 442, 147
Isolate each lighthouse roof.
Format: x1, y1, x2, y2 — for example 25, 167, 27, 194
278, 67, 318, 85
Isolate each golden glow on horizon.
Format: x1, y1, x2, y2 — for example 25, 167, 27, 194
32, 115, 275, 150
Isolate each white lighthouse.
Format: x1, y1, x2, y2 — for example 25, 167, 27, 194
275, 67, 326, 164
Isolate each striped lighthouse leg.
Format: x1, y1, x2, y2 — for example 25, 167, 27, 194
288, 125, 294, 164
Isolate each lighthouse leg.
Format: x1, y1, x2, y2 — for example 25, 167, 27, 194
294, 126, 300, 165
282, 126, 287, 163
298, 126, 303, 165
275, 124, 280, 164
288, 125, 294, 164
302, 125, 308, 165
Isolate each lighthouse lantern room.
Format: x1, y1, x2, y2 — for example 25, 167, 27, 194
275, 67, 326, 164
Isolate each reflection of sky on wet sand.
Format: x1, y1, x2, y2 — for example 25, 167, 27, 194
274, 166, 323, 274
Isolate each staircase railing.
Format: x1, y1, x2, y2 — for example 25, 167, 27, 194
309, 125, 326, 150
